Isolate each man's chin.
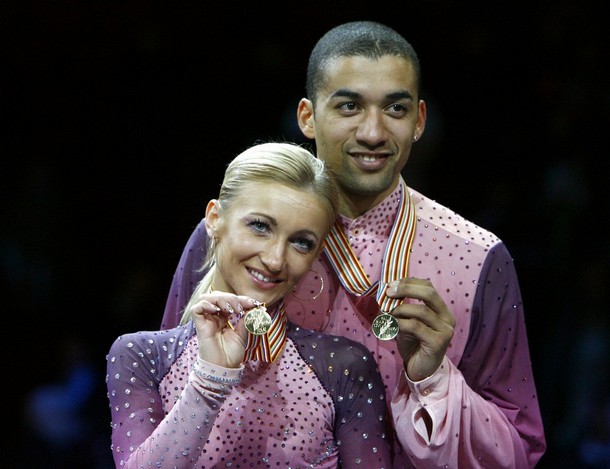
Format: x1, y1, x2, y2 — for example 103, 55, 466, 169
346, 177, 394, 196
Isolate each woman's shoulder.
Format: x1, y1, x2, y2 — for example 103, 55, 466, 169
287, 323, 377, 373
108, 323, 195, 364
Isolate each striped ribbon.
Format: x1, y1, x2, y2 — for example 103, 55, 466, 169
323, 179, 416, 313
242, 302, 288, 363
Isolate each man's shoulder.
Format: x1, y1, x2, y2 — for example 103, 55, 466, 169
409, 188, 501, 249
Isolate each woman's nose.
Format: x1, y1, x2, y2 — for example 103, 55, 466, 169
260, 243, 286, 272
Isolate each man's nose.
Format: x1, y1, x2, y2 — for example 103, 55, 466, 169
355, 109, 387, 144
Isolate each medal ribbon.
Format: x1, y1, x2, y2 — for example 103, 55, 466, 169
323, 179, 416, 313
242, 302, 287, 363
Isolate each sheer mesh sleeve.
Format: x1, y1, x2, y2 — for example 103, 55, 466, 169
161, 217, 208, 330
290, 325, 393, 467
106, 326, 242, 468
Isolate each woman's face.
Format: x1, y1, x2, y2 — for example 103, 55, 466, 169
206, 182, 331, 307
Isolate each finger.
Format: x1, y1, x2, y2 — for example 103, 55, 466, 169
388, 279, 455, 326
231, 316, 250, 345
190, 300, 222, 318
386, 277, 432, 299
200, 293, 260, 328
392, 302, 455, 335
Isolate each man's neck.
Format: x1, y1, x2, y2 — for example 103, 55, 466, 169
338, 183, 400, 219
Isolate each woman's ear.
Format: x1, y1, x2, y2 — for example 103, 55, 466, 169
204, 199, 220, 239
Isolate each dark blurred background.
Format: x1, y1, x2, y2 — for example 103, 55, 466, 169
2, 1, 608, 467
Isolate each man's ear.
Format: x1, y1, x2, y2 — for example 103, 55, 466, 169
414, 99, 427, 141
204, 199, 220, 238
297, 98, 315, 139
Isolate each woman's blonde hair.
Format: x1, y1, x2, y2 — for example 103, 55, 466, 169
179, 142, 338, 325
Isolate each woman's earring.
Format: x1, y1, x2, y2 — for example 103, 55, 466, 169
290, 270, 324, 301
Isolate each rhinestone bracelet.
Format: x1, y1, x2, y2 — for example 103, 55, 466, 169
192, 358, 244, 386
192, 367, 243, 385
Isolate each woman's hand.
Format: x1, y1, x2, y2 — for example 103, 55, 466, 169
189, 291, 258, 368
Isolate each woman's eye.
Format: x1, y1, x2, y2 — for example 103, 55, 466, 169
248, 219, 270, 233
293, 238, 315, 253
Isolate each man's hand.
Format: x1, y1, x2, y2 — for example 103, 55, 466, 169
387, 278, 455, 381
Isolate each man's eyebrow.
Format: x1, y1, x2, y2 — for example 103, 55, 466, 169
329, 89, 362, 100
387, 90, 415, 101
330, 89, 414, 101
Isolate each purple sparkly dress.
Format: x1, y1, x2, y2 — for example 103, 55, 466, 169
106, 321, 393, 468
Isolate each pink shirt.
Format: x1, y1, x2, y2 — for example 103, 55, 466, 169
161, 179, 546, 468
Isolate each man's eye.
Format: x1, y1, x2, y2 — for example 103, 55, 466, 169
339, 102, 358, 112
387, 103, 408, 116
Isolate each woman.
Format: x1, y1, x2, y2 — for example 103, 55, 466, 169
106, 142, 392, 468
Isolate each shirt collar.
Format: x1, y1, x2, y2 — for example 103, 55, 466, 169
337, 181, 403, 237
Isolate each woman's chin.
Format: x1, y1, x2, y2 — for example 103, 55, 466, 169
259, 295, 283, 308
227, 282, 282, 306
255, 289, 291, 308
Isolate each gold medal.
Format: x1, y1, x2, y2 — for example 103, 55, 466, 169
372, 312, 399, 340
244, 304, 272, 335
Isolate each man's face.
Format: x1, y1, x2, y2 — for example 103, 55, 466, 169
300, 55, 425, 216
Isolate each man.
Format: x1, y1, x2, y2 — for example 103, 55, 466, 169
161, 21, 546, 467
